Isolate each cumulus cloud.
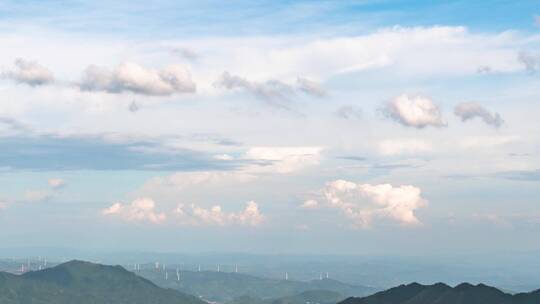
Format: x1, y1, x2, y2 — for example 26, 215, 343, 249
336, 105, 362, 120
175, 201, 264, 226
102, 198, 167, 224
518, 51, 540, 73
317, 180, 427, 228
2, 58, 54, 86
381, 94, 446, 128
80, 62, 196, 96
48, 178, 66, 189
454, 102, 503, 128
377, 139, 432, 156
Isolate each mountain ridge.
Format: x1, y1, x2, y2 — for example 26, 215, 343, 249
0, 260, 206, 304
339, 282, 540, 304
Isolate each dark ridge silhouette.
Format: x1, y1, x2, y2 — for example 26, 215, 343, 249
339, 282, 540, 304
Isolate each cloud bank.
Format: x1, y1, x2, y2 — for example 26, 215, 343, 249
103, 198, 264, 226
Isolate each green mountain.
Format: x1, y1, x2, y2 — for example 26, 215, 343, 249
339, 282, 540, 304
226, 289, 346, 304
138, 268, 376, 302
0, 260, 206, 304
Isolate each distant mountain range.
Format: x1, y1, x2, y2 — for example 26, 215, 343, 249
340, 282, 540, 304
138, 267, 377, 302
0, 260, 205, 304
227, 289, 345, 304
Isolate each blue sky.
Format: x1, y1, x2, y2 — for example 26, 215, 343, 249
0, 0, 539, 255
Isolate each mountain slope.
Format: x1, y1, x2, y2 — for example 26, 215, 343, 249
0, 260, 205, 304
139, 269, 376, 302
226, 289, 345, 304
339, 282, 540, 304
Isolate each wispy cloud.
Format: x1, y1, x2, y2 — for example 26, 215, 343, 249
454, 102, 503, 128
495, 170, 540, 181
214, 72, 325, 109
336, 105, 362, 120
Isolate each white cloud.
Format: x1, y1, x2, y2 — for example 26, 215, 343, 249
102, 197, 167, 224
244, 146, 323, 174
80, 62, 196, 96
48, 178, 66, 189
318, 180, 427, 228
214, 71, 295, 105
454, 102, 503, 128
377, 139, 432, 156
2, 58, 54, 86
382, 94, 446, 128
176, 201, 264, 226
301, 199, 319, 209
214, 72, 325, 107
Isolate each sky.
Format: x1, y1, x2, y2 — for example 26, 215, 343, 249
0, 0, 539, 256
